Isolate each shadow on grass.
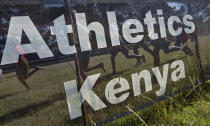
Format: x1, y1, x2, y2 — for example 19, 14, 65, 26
0, 91, 29, 100
0, 92, 66, 124
0, 93, 18, 100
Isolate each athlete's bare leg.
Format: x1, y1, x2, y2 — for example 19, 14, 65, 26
86, 63, 106, 73
17, 76, 31, 90
153, 48, 160, 67
133, 47, 146, 67
110, 49, 119, 74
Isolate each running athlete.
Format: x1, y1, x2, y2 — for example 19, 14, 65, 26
109, 6, 146, 74
77, 31, 106, 80
174, 22, 193, 56
78, 51, 106, 80
110, 36, 145, 74
16, 46, 43, 90
135, 0, 193, 67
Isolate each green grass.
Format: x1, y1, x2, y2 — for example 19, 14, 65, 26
107, 82, 210, 126
0, 35, 209, 126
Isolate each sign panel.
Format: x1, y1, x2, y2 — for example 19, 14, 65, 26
0, 0, 205, 125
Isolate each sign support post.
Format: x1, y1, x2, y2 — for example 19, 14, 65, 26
187, 2, 205, 82
64, 0, 87, 125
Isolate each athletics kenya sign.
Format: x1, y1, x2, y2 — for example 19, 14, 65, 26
0, 0, 205, 125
